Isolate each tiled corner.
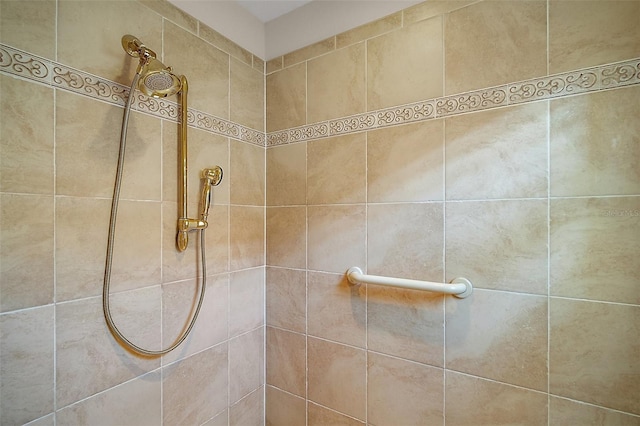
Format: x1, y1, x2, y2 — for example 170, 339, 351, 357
266, 386, 306, 426
229, 205, 265, 271
266, 142, 306, 206
283, 37, 335, 68
230, 57, 265, 132
266, 62, 306, 132
229, 327, 265, 404
230, 139, 265, 206
266, 327, 306, 397
229, 387, 264, 426
229, 267, 265, 338
266, 207, 306, 268
266, 267, 306, 333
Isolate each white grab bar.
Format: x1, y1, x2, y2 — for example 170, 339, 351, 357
346, 267, 473, 298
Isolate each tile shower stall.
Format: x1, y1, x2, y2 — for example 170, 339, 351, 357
0, 0, 638, 425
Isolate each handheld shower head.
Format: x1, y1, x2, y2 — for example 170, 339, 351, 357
121, 34, 182, 98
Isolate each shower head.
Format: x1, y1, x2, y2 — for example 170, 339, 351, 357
121, 34, 182, 98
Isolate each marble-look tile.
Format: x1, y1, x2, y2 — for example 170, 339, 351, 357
199, 24, 253, 66
266, 327, 306, 397
139, 0, 198, 34
307, 337, 366, 421
229, 205, 264, 271
0, 305, 54, 425
337, 12, 402, 49
229, 327, 265, 404
0, 0, 56, 59
368, 285, 444, 366
367, 120, 444, 202
56, 92, 161, 200
23, 414, 55, 426
308, 402, 365, 426
284, 37, 335, 67
550, 397, 640, 425
202, 410, 228, 426
164, 21, 229, 119
446, 200, 548, 294
266, 267, 306, 333
550, 86, 640, 197
308, 271, 366, 348
444, 0, 546, 94
56, 371, 161, 426
445, 371, 548, 425
229, 267, 265, 338
230, 140, 265, 206
549, 0, 640, 74
266, 386, 306, 426
162, 274, 228, 365
368, 352, 444, 426
445, 102, 548, 200
307, 43, 365, 123
56, 290, 161, 408
446, 289, 548, 391
550, 298, 640, 415
266, 142, 306, 206
307, 133, 366, 205
368, 203, 444, 282
230, 58, 264, 131
403, 0, 477, 25
163, 345, 228, 426
266, 63, 306, 132
266, 207, 306, 268
0, 75, 54, 194
307, 205, 366, 274
367, 16, 443, 110
230, 387, 264, 426
57, 0, 162, 86
0, 194, 54, 312
551, 197, 640, 304
57, 197, 161, 301
266, 57, 283, 75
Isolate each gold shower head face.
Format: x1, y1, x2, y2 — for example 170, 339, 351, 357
121, 34, 182, 98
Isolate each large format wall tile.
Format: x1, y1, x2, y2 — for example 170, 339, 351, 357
0, 194, 54, 312
266, 207, 306, 268
230, 140, 265, 206
266, 386, 306, 426
550, 298, 640, 415
444, 0, 546, 94
368, 352, 444, 426
551, 197, 640, 304
550, 86, 640, 197
368, 285, 444, 367
56, 290, 161, 408
0, 75, 54, 194
230, 57, 265, 131
445, 371, 548, 425
307, 133, 366, 205
307, 337, 366, 421
266, 62, 306, 132
367, 120, 444, 202
367, 203, 444, 282
0, 305, 54, 425
0, 0, 56, 59
164, 21, 230, 119
56, 91, 161, 200
308, 402, 365, 426
229, 387, 264, 426
445, 102, 548, 200
266, 142, 306, 206
266, 327, 306, 397
266, 267, 306, 333
56, 371, 161, 426
550, 396, 640, 426
549, 0, 640, 74
446, 289, 548, 391
308, 271, 366, 348
229, 327, 264, 404
229, 267, 265, 338
163, 345, 228, 426
307, 205, 365, 273
57, 0, 162, 86
368, 16, 443, 110
446, 200, 548, 294
230, 205, 264, 270
307, 43, 365, 123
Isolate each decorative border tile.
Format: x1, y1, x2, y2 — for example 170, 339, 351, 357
2, 43, 639, 149
267, 57, 640, 146
0, 43, 265, 147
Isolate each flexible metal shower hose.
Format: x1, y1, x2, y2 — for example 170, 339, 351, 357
103, 73, 206, 356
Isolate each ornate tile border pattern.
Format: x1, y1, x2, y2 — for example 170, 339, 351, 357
267, 57, 640, 146
0, 44, 265, 147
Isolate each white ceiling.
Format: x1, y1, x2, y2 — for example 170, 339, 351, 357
236, 0, 313, 23
168, 0, 422, 59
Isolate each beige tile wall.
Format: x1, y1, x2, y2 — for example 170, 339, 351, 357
265, 0, 640, 424
0, 0, 265, 424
